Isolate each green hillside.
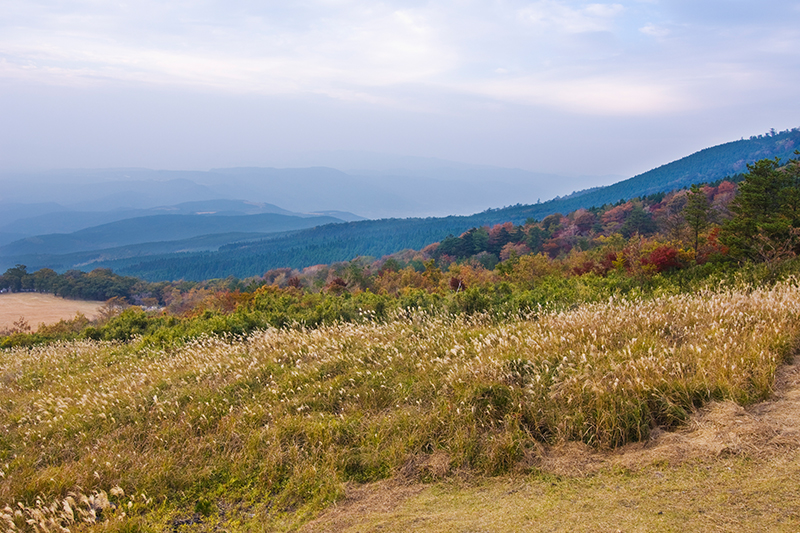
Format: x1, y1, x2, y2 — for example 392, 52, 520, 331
98, 217, 479, 280
492, 128, 800, 222
568, 129, 799, 199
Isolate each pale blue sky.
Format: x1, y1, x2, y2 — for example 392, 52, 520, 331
1, 0, 799, 181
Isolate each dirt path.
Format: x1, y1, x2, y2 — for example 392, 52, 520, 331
534, 353, 800, 476
301, 355, 800, 532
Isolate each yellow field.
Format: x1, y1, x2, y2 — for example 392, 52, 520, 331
0, 292, 103, 330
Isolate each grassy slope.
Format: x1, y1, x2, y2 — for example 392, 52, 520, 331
304, 355, 800, 532
2, 281, 800, 531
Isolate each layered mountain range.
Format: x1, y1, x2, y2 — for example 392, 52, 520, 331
1, 129, 798, 280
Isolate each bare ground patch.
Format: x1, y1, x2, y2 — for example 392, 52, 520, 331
0, 293, 103, 330
296, 481, 427, 533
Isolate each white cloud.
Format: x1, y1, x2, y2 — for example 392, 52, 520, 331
639, 23, 670, 38
3, 0, 795, 121
0, 1, 459, 101
465, 73, 686, 115
517, 1, 624, 34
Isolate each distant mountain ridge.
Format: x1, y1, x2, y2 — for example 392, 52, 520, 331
0, 200, 365, 247
1, 128, 798, 279
0, 212, 346, 256
0, 160, 598, 220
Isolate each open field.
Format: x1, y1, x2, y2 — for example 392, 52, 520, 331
0, 293, 103, 330
2, 281, 800, 532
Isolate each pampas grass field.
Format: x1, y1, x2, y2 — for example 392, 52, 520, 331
2, 281, 800, 531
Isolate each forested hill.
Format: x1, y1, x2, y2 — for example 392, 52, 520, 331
570, 129, 800, 201
491, 128, 800, 223
8, 129, 799, 281
0, 212, 344, 256
89, 217, 481, 280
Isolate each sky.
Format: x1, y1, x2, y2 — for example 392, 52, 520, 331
2, 0, 800, 182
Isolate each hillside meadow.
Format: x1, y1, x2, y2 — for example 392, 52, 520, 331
2, 279, 800, 532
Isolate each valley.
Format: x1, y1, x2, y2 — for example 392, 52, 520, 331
1, 129, 797, 278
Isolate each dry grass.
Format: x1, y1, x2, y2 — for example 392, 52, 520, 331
302, 355, 800, 532
2, 282, 800, 531
0, 293, 102, 330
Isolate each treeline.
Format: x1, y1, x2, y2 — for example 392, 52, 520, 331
0, 265, 248, 307
0, 266, 140, 301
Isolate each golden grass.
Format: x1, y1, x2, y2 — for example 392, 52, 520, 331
2, 281, 800, 531
0, 293, 102, 330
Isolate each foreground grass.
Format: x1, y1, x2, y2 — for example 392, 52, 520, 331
2, 281, 800, 531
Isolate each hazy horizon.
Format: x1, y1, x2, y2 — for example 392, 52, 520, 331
2, 1, 799, 181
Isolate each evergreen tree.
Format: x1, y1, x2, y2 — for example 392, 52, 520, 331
620, 205, 657, 237
781, 153, 800, 228
720, 157, 798, 260
683, 184, 712, 252
1, 265, 29, 292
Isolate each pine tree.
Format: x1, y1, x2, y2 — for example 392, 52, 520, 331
720, 157, 796, 260
683, 184, 712, 253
